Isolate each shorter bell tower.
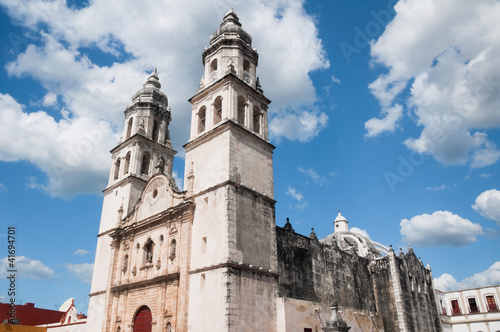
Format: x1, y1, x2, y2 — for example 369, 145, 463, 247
87, 69, 177, 332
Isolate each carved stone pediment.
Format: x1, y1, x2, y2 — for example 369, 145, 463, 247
136, 174, 186, 222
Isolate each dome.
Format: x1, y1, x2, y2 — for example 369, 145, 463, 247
321, 230, 383, 259
209, 9, 252, 46
131, 69, 168, 107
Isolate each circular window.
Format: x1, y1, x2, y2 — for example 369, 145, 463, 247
152, 189, 158, 198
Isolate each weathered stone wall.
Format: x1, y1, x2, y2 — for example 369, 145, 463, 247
277, 225, 442, 332
276, 226, 377, 313
371, 256, 399, 331
395, 250, 442, 332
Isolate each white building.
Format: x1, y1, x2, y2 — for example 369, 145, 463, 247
436, 285, 500, 332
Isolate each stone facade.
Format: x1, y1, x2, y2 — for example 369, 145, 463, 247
275, 217, 442, 332
87, 9, 443, 332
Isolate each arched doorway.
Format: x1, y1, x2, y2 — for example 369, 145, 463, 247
133, 306, 152, 332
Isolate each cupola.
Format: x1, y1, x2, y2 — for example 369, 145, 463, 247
334, 212, 349, 232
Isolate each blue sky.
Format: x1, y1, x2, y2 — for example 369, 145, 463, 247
1, 0, 500, 313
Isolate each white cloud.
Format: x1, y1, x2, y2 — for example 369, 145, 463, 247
269, 109, 328, 142
285, 186, 304, 201
298, 167, 331, 186
0, 0, 329, 197
426, 184, 446, 192
172, 171, 183, 191
0, 256, 55, 280
434, 261, 500, 291
350, 227, 370, 239
42, 91, 57, 107
0, 183, 7, 192
0, 93, 115, 198
331, 74, 341, 84
400, 210, 484, 247
64, 263, 94, 284
472, 189, 500, 226
364, 104, 403, 137
73, 249, 90, 256
367, 0, 500, 168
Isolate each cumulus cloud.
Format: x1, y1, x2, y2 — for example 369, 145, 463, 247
0, 93, 115, 198
366, 0, 500, 168
364, 104, 403, 137
269, 109, 328, 142
0, 0, 329, 197
64, 263, 94, 284
400, 210, 484, 247
434, 261, 500, 291
472, 189, 500, 226
0, 256, 55, 280
350, 227, 370, 239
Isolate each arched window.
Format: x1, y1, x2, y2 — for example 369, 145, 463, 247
166, 322, 172, 332
114, 158, 121, 180
243, 59, 250, 72
123, 152, 131, 175
133, 306, 152, 332
210, 59, 217, 72
152, 120, 159, 142
197, 106, 206, 134
253, 106, 261, 134
126, 117, 133, 139
144, 238, 154, 264
237, 96, 246, 125
141, 152, 151, 175
213, 97, 222, 125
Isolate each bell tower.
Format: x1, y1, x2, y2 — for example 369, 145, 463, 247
185, 10, 278, 331
87, 70, 176, 331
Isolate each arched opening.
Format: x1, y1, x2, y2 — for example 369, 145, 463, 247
210, 58, 217, 72
213, 96, 222, 125
243, 59, 250, 71
166, 322, 172, 332
197, 106, 206, 134
141, 152, 151, 175
144, 238, 154, 265
123, 152, 131, 175
253, 106, 261, 134
133, 306, 152, 332
126, 117, 133, 139
114, 158, 121, 180
152, 120, 159, 142
237, 96, 246, 125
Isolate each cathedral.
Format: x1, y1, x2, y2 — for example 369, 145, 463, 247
87, 10, 442, 332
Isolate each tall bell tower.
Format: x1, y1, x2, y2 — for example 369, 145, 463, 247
185, 10, 278, 331
87, 70, 176, 331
